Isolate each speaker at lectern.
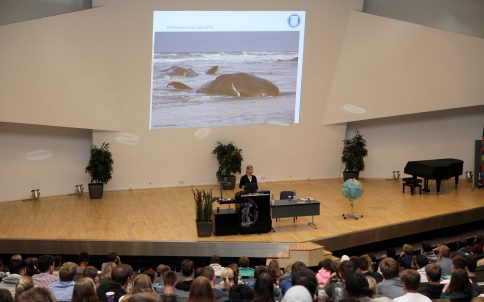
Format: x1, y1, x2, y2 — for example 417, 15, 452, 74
236, 192, 271, 234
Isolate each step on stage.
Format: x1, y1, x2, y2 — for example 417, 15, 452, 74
0, 179, 482, 260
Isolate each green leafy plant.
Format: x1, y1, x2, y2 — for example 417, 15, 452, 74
193, 189, 217, 222
85, 142, 113, 184
212, 141, 243, 182
342, 130, 368, 172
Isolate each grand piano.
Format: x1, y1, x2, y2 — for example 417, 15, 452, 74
404, 158, 464, 193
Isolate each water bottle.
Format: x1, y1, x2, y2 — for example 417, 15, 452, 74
317, 284, 327, 302
333, 280, 343, 302
271, 193, 275, 205
293, 190, 297, 200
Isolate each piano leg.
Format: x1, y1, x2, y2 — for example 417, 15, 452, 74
436, 179, 441, 193
454, 176, 459, 189
423, 178, 430, 192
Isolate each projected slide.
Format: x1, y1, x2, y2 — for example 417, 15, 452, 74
150, 11, 305, 129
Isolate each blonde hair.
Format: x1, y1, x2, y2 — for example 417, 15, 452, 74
130, 274, 154, 294
219, 268, 234, 291
100, 262, 116, 281
403, 244, 413, 255
15, 275, 34, 297
365, 276, 377, 298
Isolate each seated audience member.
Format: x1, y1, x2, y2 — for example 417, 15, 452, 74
355, 256, 383, 283
25, 258, 39, 277
419, 263, 444, 299
0, 288, 13, 302
219, 267, 235, 292
238, 257, 254, 279
465, 255, 478, 281
292, 267, 317, 300
120, 274, 155, 302
280, 261, 307, 295
199, 267, 228, 302
72, 277, 98, 302
316, 259, 333, 285
155, 264, 171, 285
176, 259, 194, 292
441, 255, 467, 288
209, 256, 223, 278
247, 266, 267, 288
414, 254, 429, 283
160, 271, 188, 302
252, 273, 274, 302
344, 273, 392, 302
0, 260, 27, 298
278, 264, 291, 284
15, 287, 55, 302
420, 242, 437, 263
228, 284, 252, 302
82, 266, 100, 286
397, 244, 414, 269
48, 261, 78, 302
227, 264, 239, 285
266, 265, 282, 301
101, 253, 121, 272
383, 249, 396, 260
437, 245, 452, 277
10, 256, 22, 262
187, 276, 215, 302
100, 262, 116, 283
376, 258, 403, 299
97, 264, 132, 302
15, 276, 33, 297
53, 256, 62, 276
440, 269, 475, 300
365, 275, 393, 302
77, 252, 90, 275
267, 260, 282, 281
455, 238, 472, 257
281, 285, 312, 302
393, 269, 430, 302
325, 260, 355, 301
141, 268, 157, 283
32, 255, 59, 288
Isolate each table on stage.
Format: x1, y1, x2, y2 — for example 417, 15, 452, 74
404, 158, 463, 193
271, 199, 320, 229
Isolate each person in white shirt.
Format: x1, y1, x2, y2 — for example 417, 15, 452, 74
394, 269, 431, 302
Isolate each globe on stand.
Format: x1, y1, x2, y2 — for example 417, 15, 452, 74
341, 178, 363, 220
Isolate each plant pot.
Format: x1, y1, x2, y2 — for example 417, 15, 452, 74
221, 175, 236, 190
88, 183, 104, 199
196, 221, 213, 237
343, 171, 359, 181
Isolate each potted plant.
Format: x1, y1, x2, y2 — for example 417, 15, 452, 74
212, 141, 243, 190
85, 142, 113, 199
193, 189, 217, 237
341, 130, 368, 180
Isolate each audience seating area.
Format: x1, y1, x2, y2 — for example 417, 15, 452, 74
0, 234, 483, 302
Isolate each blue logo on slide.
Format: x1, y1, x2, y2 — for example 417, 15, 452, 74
288, 14, 301, 27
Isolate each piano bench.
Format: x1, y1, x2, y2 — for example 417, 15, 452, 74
402, 177, 422, 195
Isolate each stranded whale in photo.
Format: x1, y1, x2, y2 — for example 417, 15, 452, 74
197, 73, 280, 97
162, 65, 280, 97
161, 66, 198, 77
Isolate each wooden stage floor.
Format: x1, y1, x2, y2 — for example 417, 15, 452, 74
0, 179, 482, 258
